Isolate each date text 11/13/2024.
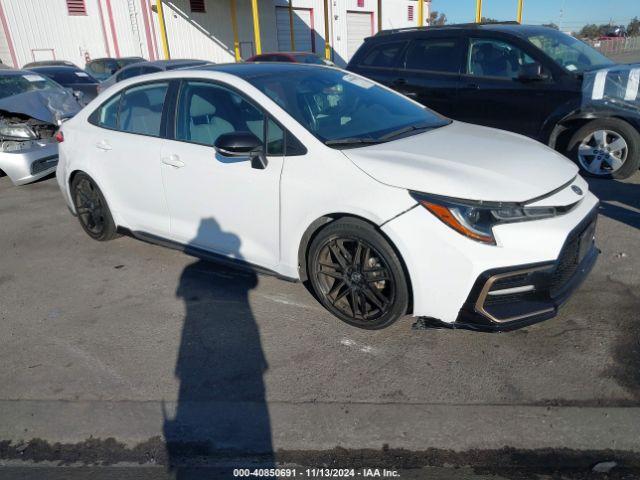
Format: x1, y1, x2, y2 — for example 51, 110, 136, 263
233, 468, 401, 477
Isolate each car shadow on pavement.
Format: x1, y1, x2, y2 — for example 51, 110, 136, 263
163, 218, 274, 477
587, 177, 640, 230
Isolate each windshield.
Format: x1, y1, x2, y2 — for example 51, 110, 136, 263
0, 73, 64, 99
527, 30, 614, 73
247, 68, 449, 145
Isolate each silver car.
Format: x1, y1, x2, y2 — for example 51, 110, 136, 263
0, 70, 81, 185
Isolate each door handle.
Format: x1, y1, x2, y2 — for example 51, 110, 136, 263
95, 140, 112, 151
162, 154, 185, 168
465, 83, 480, 90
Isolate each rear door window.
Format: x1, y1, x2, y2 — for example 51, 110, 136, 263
118, 82, 169, 136
403, 38, 462, 73
360, 41, 406, 68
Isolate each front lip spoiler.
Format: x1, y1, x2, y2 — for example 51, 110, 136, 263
451, 246, 598, 333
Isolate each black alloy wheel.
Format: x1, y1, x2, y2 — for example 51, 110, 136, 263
308, 218, 409, 329
71, 173, 118, 241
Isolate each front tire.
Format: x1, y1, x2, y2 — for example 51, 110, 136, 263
307, 218, 409, 330
567, 118, 640, 179
71, 173, 118, 241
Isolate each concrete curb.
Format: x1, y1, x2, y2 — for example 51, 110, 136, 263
1, 400, 639, 452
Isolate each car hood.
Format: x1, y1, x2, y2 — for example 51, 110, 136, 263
0, 89, 81, 124
342, 121, 579, 203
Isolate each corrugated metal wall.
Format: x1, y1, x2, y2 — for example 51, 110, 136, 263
0, 0, 109, 68
0, 0, 425, 68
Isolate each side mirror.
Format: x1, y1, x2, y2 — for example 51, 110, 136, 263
518, 62, 548, 82
214, 131, 268, 169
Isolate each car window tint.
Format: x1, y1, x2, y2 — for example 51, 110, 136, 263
87, 61, 103, 74
266, 118, 284, 155
468, 38, 536, 79
176, 81, 264, 147
117, 66, 141, 81
404, 38, 461, 73
361, 41, 406, 68
98, 93, 121, 129
118, 82, 168, 136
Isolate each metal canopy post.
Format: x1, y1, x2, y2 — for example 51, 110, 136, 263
229, 0, 241, 61
251, 0, 262, 55
155, 0, 170, 59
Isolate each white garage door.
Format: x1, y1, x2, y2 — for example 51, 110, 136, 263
276, 7, 314, 52
347, 11, 373, 60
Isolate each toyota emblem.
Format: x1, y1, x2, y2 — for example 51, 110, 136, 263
571, 185, 583, 195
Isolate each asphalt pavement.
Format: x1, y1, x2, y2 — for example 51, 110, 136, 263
0, 171, 639, 478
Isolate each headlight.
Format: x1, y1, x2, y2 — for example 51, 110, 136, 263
411, 192, 558, 245
0, 124, 37, 140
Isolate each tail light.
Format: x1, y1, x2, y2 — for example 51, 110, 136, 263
54, 131, 64, 143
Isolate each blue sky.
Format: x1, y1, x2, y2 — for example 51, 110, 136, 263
429, 0, 639, 31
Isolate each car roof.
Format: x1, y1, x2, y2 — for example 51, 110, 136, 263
89, 56, 145, 63
374, 22, 557, 39
146, 59, 208, 68
188, 62, 331, 79
0, 69, 46, 77
256, 52, 314, 56
28, 65, 83, 73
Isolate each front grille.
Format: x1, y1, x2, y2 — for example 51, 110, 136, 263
550, 215, 596, 298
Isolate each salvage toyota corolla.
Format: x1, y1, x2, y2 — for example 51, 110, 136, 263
56, 64, 599, 330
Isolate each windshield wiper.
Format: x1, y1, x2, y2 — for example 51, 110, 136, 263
377, 123, 434, 142
325, 137, 381, 146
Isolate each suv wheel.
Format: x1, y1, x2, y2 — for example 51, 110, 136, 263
567, 118, 640, 179
307, 218, 409, 330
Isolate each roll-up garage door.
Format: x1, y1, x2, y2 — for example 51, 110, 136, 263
346, 11, 373, 60
276, 7, 314, 52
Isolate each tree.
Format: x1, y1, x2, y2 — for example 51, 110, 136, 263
628, 17, 640, 37
429, 11, 446, 26
542, 22, 559, 30
580, 23, 602, 38
480, 17, 500, 24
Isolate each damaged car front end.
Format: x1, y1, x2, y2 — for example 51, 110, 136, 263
0, 70, 81, 185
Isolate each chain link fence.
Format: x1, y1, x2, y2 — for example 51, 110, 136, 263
586, 36, 640, 56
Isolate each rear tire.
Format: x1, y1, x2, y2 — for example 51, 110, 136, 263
567, 118, 640, 179
71, 173, 118, 241
307, 218, 409, 330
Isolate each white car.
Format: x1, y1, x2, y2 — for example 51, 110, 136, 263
56, 64, 599, 331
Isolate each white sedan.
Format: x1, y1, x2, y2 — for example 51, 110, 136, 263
56, 64, 599, 331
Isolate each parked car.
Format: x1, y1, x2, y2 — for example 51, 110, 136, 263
246, 51, 332, 65
347, 23, 640, 179
601, 26, 627, 38
27, 65, 100, 104
23, 60, 78, 69
85, 57, 145, 82
0, 70, 81, 185
97, 59, 209, 93
56, 64, 598, 331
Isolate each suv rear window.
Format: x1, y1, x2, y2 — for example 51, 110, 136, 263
404, 38, 461, 73
360, 41, 406, 68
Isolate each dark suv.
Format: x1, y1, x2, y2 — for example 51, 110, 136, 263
347, 23, 640, 179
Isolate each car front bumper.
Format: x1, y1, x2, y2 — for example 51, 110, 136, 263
454, 206, 598, 331
0, 141, 58, 186
381, 178, 600, 329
